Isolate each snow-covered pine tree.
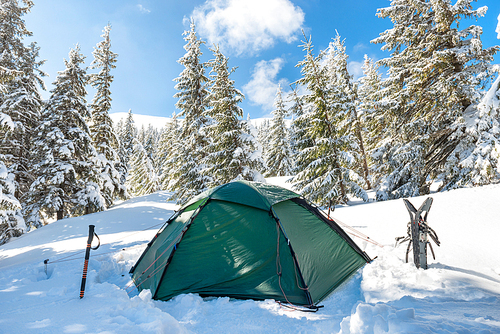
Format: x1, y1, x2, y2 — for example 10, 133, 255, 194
119, 109, 137, 168
113, 109, 136, 187
89, 24, 127, 207
23, 45, 104, 228
126, 139, 159, 197
264, 84, 294, 177
137, 124, 146, 146
168, 21, 211, 203
157, 113, 180, 190
257, 118, 271, 161
357, 55, 387, 188
0, 159, 25, 244
371, 0, 499, 199
114, 117, 124, 134
0, 5, 44, 186
143, 124, 160, 170
0, 0, 46, 238
291, 34, 367, 207
112, 117, 128, 186
203, 45, 263, 186
325, 33, 371, 189
245, 113, 266, 175
440, 76, 500, 189
288, 84, 314, 171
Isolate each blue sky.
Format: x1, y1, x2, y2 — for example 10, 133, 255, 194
24, 0, 500, 119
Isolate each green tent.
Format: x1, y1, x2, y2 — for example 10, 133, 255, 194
130, 181, 370, 309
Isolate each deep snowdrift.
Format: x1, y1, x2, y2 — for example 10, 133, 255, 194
1, 181, 499, 333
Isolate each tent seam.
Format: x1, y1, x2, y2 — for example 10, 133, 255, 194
152, 197, 212, 299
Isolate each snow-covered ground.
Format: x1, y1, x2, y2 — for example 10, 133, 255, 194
1, 179, 499, 333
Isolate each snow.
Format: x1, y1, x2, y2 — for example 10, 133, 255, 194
110, 112, 173, 130
109, 112, 289, 131
1, 180, 500, 333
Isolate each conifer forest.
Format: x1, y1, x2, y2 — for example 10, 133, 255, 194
1, 0, 500, 244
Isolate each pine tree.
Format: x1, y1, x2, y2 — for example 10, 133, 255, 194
168, 21, 211, 203
288, 84, 313, 170
203, 45, 263, 186
372, 0, 499, 199
127, 139, 159, 197
357, 55, 386, 188
264, 84, 294, 177
0, 146, 25, 244
440, 76, 500, 189
157, 113, 180, 190
89, 23, 127, 206
23, 45, 104, 228
257, 118, 271, 162
113, 117, 128, 187
291, 34, 367, 207
120, 109, 137, 168
0, 0, 45, 238
325, 33, 371, 189
143, 125, 160, 170
113, 110, 136, 189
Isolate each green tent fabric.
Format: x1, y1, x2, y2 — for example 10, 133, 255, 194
130, 180, 370, 309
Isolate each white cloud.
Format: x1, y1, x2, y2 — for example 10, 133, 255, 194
137, 4, 151, 14
497, 13, 500, 39
191, 0, 304, 56
348, 60, 364, 81
243, 58, 289, 111
353, 42, 369, 53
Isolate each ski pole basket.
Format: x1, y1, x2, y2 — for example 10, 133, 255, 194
395, 197, 440, 269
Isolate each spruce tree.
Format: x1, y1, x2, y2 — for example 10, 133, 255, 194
203, 45, 263, 186
0, 146, 25, 244
257, 119, 271, 162
89, 23, 127, 206
440, 76, 500, 189
0, 0, 45, 237
264, 84, 294, 177
113, 117, 128, 187
288, 84, 314, 171
325, 33, 371, 189
357, 55, 386, 188
291, 34, 367, 207
372, 0, 499, 199
23, 45, 104, 227
121, 109, 137, 166
157, 113, 180, 190
143, 124, 160, 170
127, 139, 159, 197
168, 21, 211, 203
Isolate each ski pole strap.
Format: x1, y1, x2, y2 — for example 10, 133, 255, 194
91, 230, 100, 250
80, 225, 97, 299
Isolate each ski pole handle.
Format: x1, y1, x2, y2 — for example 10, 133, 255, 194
80, 225, 95, 299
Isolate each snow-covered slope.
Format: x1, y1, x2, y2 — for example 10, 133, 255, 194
109, 112, 281, 130
110, 112, 172, 130
1, 182, 499, 333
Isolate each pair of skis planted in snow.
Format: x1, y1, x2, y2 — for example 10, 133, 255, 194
396, 197, 440, 269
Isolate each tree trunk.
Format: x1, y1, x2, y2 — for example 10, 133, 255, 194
354, 118, 372, 190
57, 210, 63, 220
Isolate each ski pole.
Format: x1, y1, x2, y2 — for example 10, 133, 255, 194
80, 225, 100, 299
